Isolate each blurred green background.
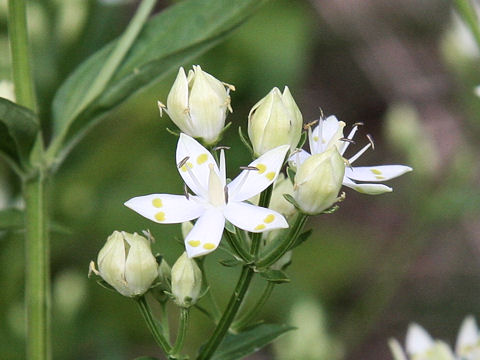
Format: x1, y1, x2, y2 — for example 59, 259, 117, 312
1, 0, 480, 359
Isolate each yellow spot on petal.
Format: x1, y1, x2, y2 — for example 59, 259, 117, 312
154, 212, 165, 221
181, 162, 193, 172
313, 136, 319, 142
256, 164, 266, 174
375, 175, 385, 180
266, 172, 275, 181
203, 243, 216, 250
264, 214, 275, 223
255, 224, 266, 230
371, 169, 382, 175
152, 198, 163, 208
188, 240, 201, 247
197, 153, 208, 165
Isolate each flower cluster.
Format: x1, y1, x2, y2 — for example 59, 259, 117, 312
389, 316, 480, 360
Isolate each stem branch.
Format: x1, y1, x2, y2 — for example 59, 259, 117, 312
136, 296, 172, 354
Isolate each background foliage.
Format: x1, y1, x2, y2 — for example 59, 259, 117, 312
1, 0, 479, 359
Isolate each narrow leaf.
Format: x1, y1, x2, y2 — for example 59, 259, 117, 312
0, 98, 38, 168
259, 269, 290, 284
50, 0, 268, 164
211, 323, 295, 360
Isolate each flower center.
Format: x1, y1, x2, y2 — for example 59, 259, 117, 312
208, 164, 225, 207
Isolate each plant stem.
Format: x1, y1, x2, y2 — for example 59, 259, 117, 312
454, 0, 480, 49
170, 308, 189, 357
256, 213, 308, 268
7, 0, 36, 110
197, 259, 221, 321
250, 184, 273, 256
23, 172, 50, 360
197, 266, 254, 360
136, 296, 172, 354
233, 281, 275, 331
224, 230, 253, 263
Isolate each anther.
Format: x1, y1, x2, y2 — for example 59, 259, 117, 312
304, 120, 319, 130
177, 156, 190, 168
353, 122, 364, 127
184, 183, 190, 200
318, 107, 324, 119
240, 166, 259, 171
340, 138, 355, 144
366, 134, 375, 150
213, 146, 231, 151
224, 185, 229, 204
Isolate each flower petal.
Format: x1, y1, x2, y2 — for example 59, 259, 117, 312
288, 149, 311, 169
228, 144, 289, 202
124, 194, 205, 224
406, 323, 434, 355
345, 165, 413, 182
176, 133, 220, 197
224, 201, 288, 233
456, 316, 479, 354
184, 209, 225, 258
343, 177, 392, 195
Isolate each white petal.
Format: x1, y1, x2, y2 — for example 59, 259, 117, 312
166, 67, 192, 133
322, 115, 345, 150
406, 323, 434, 355
184, 209, 225, 258
124, 194, 205, 224
345, 165, 413, 182
176, 133, 220, 197
224, 201, 288, 233
456, 316, 479, 354
228, 145, 289, 202
343, 177, 392, 195
288, 149, 311, 169
388, 339, 408, 360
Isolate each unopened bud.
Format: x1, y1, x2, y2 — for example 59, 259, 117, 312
91, 231, 158, 297
293, 147, 344, 214
171, 252, 202, 307
248, 87, 303, 156
163, 66, 233, 145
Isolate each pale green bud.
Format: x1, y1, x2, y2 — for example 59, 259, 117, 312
293, 147, 345, 215
248, 86, 303, 156
270, 173, 296, 218
0, 80, 15, 102
162, 65, 233, 145
157, 257, 171, 288
171, 252, 202, 307
94, 231, 158, 297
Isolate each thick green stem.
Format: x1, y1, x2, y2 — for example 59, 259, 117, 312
7, 0, 36, 109
23, 173, 50, 360
233, 281, 275, 331
250, 184, 273, 256
256, 213, 309, 268
171, 308, 189, 357
197, 266, 254, 360
136, 296, 172, 354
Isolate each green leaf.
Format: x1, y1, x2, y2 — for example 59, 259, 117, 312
258, 269, 290, 284
211, 323, 295, 360
0, 208, 24, 230
286, 166, 296, 184
296, 130, 307, 149
219, 258, 241, 267
0, 98, 38, 169
238, 126, 254, 156
50, 0, 268, 163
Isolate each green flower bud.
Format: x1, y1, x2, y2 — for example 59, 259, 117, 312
171, 252, 202, 307
293, 147, 345, 214
161, 66, 234, 145
93, 231, 158, 297
270, 173, 296, 218
248, 87, 303, 156
157, 257, 171, 288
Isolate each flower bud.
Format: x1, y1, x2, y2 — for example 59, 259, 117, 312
92, 231, 158, 297
270, 173, 297, 218
171, 252, 202, 307
293, 147, 345, 214
161, 65, 233, 145
248, 87, 303, 156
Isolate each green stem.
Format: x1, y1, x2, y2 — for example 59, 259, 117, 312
256, 213, 308, 268
7, 0, 36, 110
136, 296, 172, 354
250, 184, 273, 256
197, 266, 254, 360
233, 281, 275, 331
170, 308, 189, 357
160, 301, 170, 340
23, 173, 50, 360
454, 0, 480, 50
224, 230, 253, 263
198, 259, 221, 321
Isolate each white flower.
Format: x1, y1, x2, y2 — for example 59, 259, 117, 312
290, 115, 412, 194
456, 316, 480, 360
125, 133, 289, 258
